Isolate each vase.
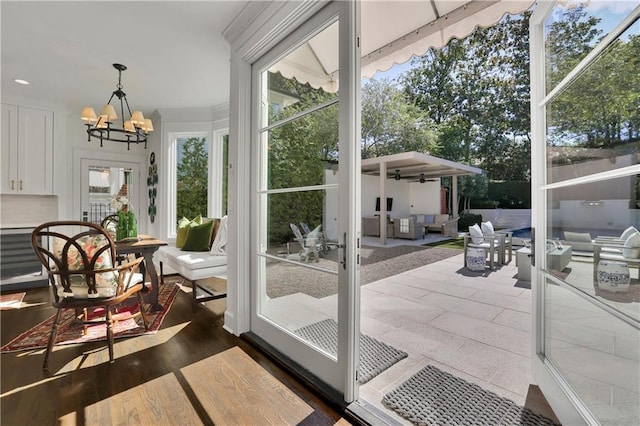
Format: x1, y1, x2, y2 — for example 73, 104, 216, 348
596, 260, 630, 293
466, 247, 486, 272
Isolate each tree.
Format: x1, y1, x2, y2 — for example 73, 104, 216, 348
177, 137, 208, 221
361, 79, 439, 158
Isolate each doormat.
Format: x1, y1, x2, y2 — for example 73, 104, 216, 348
0, 292, 26, 310
294, 318, 407, 384
382, 365, 559, 426
1, 281, 180, 353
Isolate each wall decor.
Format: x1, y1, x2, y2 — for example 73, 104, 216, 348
148, 152, 158, 223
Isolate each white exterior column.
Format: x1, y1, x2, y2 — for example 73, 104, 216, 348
452, 175, 458, 217
379, 161, 387, 245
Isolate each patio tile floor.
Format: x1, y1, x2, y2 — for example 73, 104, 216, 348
357, 251, 557, 424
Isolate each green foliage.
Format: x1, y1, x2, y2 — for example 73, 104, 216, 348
177, 137, 208, 221
266, 72, 338, 244
458, 213, 482, 231
468, 181, 531, 209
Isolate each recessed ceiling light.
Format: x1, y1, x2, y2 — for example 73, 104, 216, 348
13, 78, 29, 85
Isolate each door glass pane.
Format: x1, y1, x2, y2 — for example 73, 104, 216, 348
88, 165, 133, 224
547, 175, 640, 321
266, 21, 339, 125
176, 136, 209, 222
267, 102, 339, 190
258, 18, 340, 358
545, 279, 639, 424
544, 2, 639, 94
546, 19, 639, 184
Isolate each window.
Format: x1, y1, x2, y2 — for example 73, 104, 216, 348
166, 130, 228, 238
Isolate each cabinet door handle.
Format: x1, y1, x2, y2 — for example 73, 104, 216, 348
11, 180, 15, 190
19, 180, 23, 191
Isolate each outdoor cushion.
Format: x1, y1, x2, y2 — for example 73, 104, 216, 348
182, 220, 214, 251
469, 224, 483, 244
622, 232, 640, 259
620, 226, 639, 240
424, 215, 435, 224
481, 221, 495, 236
563, 231, 593, 252
415, 214, 426, 223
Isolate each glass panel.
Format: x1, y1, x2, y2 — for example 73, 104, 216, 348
544, 280, 640, 424
263, 188, 339, 273
260, 258, 338, 359
265, 102, 339, 190
544, 1, 639, 93
87, 165, 133, 224
176, 136, 209, 223
546, 19, 639, 183
548, 175, 640, 320
266, 21, 339, 125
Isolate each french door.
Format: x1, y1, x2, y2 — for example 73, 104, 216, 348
530, 3, 639, 424
80, 158, 141, 225
250, 2, 361, 399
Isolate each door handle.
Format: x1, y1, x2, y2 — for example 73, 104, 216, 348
340, 232, 347, 270
19, 180, 23, 191
11, 180, 15, 190
530, 227, 535, 267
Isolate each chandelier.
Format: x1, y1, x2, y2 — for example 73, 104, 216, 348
80, 63, 153, 150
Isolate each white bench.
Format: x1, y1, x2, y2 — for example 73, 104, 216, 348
156, 246, 227, 311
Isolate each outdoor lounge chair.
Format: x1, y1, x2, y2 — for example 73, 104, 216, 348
425, 214, 459, 237
290, 223, 323, 262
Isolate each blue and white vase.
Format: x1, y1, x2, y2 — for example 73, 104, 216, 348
597, 260, 630, 293
466, 247, 486, 272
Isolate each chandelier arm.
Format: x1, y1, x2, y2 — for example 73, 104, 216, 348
123, 96, 134, 119
106, 91, 116, 107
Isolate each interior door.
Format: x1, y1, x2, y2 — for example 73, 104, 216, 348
530, 3, 639, 424
250, 2, 361, 398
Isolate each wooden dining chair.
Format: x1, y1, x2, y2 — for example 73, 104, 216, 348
31, 221, 149, 370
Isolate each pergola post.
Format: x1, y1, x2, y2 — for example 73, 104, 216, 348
451, 175, 458, 217
379, 161, 387, 245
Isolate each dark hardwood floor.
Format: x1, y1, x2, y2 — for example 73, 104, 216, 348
0, 282, 351, 425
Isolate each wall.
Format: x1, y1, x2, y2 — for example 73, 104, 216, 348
324, 172, 441, 239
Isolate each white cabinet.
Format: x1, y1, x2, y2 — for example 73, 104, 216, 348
1, 104, 53, 195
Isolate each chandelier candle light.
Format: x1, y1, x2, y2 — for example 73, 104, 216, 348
81, 64, 153, 150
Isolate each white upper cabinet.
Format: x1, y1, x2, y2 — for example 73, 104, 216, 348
1, 104, 54, 195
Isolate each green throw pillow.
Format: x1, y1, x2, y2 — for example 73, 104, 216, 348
175, 217, 192, 248
176, 215, 203, 248
182, 220, 214, 251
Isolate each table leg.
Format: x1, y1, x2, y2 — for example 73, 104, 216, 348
142, 252, 163, 312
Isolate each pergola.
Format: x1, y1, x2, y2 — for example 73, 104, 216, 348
361, 151, 483, 245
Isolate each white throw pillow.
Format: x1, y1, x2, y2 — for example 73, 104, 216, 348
480, 221, 494, 236
210, 215, 228, 255
469, 224, 483, 244
620, 226, 639, 240
622, 232, 640, 259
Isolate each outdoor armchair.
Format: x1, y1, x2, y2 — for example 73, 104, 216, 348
394, 217, 425, 240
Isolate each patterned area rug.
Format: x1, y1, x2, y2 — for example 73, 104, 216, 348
0, 292, 26, 310
383, 365, 559, 426
294, 318, 407, 384
1, 282, 180, 353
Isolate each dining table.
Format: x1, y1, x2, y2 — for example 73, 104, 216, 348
116, 235, 167, 312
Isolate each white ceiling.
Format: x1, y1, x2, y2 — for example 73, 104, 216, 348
1, 1, 249, 117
